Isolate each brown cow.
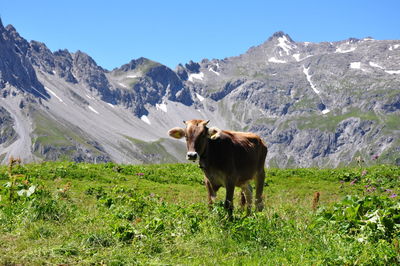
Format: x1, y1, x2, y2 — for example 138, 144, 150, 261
168, 119, 268, 216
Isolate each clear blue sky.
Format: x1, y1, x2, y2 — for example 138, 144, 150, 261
2, 0, 400, 70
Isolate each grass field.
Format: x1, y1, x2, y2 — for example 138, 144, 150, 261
0, 161, 399, 264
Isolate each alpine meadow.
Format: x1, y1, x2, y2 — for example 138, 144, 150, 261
0, 161, 399, 264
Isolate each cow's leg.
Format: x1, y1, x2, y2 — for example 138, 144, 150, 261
240, 191, 246, 210
204, 178, 216, 207
255, 170, 265, 212
225, 181, 235, 217
241, 183, 253, 215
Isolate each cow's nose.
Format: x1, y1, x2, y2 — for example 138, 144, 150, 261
186, 152, 198, 161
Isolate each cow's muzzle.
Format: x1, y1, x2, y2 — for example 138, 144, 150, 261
186, 151, 198, 161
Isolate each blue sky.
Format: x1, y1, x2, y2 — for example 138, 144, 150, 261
2, 0, 400, 70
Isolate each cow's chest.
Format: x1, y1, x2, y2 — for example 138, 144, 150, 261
202, 167, 226, 187
199, 159, 231, 187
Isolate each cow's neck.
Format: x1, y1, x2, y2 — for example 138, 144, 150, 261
198, 140, 211, 168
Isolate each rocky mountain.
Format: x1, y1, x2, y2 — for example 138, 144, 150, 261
0, 19, 399, 167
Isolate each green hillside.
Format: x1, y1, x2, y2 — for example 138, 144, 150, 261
1, 162, 399, 264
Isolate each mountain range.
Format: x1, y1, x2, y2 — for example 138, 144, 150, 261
1, 19, 399, 167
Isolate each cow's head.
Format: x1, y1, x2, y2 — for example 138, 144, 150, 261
168, 119, 221, 161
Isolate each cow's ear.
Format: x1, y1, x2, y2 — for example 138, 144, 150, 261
168, 127, 186, 139
207, 127, 221, 140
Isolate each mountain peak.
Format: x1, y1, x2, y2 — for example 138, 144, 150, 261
5, 24, 17, 33
117, 57, 154, 72
73, 50, 96, 65
268, 31, 294, 43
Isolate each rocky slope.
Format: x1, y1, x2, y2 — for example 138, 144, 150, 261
0, 20, 399, 167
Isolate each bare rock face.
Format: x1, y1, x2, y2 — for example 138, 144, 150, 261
0, 20, 399, 166
32, 137, 111, 163
0, 20, 48, 99
71, 50, 117, 104
0, 106, 16, 145
177, 32, 400, 167
107, 58, 193, 116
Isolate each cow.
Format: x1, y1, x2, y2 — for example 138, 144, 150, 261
168, 119, 268, 216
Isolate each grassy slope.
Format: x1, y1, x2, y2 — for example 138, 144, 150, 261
31, 110, 104, 161
0, 162, 399, 264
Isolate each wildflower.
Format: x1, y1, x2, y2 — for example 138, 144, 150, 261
390, 194, 397, 198
364, 185, 370, 188
372, 154, 379, 160
340, 180, 345, 184
136, 173, 144, 176
385, 189, 393, 193
350, 179, 358, 185
361, 170, 368, 177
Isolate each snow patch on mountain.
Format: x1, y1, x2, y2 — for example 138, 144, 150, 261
156, 103, 168, 113
368, 62, 400, 74
118, 82, 128, 88
88, 106, 99, 114
303, 66, 320, 94
277, 36, 295, 55
208, 67, 220, 76
322, 109, 330, 114
335, 47, 356, 53
188, 72, 204, 82
45, 87, 64, 103
350, 62, 367, 72
369, 62, 384, 69
196, 93, 205, 102
140, 115, 151, 125
268, 57, 286, 64
385, 70, 400, 75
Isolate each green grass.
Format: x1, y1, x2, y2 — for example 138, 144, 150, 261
291, 96, 317, 111
0, 162, 399, 264
296, 108, 379, 132
384, 114, 400, 131
30, 110, 105, 161
112, 59, 161, 77
124, 137, 180, 164
32, 112, 75, 147
137, 60, 161, 74
126, 77, 139, 88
